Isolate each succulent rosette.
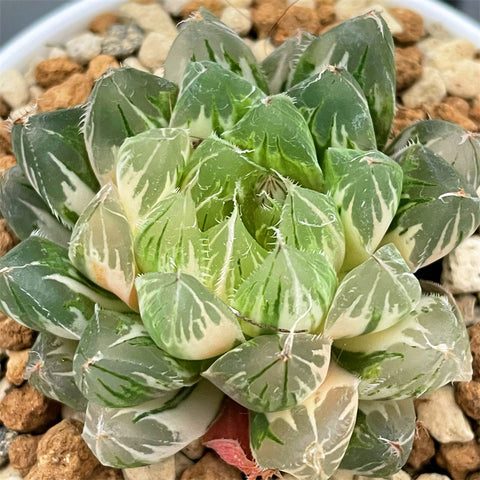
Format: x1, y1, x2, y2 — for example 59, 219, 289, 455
1, 8, 479, 479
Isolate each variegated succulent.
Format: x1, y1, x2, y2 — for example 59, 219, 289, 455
1, 8, 479, 480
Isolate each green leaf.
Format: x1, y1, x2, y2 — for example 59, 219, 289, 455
288, 66, 376, 160
84, 67, 178, 185
0, 165, 70, 247
203, 333, 331, 412
292, 12, 395, 149
170, 61, 265, 139
324, 244, 421, 339
382, 145, 480, 271
232, 244, 337, 336
250, 362, 358, 480
333, 295, 473, 400
82, 380, 223, 468
136, 272, 244, 360
323, 148, 403, 271
11, 107, 99, 227
73, 308, 203, 408
340, 398, 415, 476
164, 8, 269, 93
26, 332, 87, 411
0, 235, 129, 339
223, 94, 324, 192
116, 128, 191, 229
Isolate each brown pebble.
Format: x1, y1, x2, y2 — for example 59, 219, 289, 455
469, 323, 480, 379
0, 121, 12, 156
273, 6, 321, 46
456, 381, 480, 420
436, 440, 480, 480
468, 473, 480, 480
391, 105, 427, 137
25, 419, 99, 480
470, 98, 480, 129
455, 294, 477, 326
444, 96, 471, 117
390, 8, 424, 44
87, 464, 125, 480
87, 54, 119, 80
89, 12, 119, 34
251, 0, 287, 39
424, 102, 478, 132
0, 96, 10, 119
396, 46, 423, 91
0, 218, 19, 257
6, 349, 30, 386
0, 313, 35, 351
34, 58, 83, 88
9, 434, 42, 476
315, 0, 335, 26
0, 154, 16, 171
181, 452, 242, 480
0, 383, 60, 433
406, 421, 436, 471
38, 73, 93, 112
181, 0, 225, 19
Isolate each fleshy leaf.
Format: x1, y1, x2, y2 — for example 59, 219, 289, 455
323, 148, 403, 271
84, 67, 178, 185
170, 61, 265, 139
232, 244, 337, 336
69, 184, 137, 309
164, 8, 268, 93
25, 332, 87, 411
292, 12, 395, 148
0, 236, 128, 339
288, 66, 377, 160
116, 128, 191, 228
12, 107, 99, 227
340, 398, 415, 476
223, 94, 323, 192
250, 362, 359, 480
73, 309, 203, 408
82, 380, 223, 468
136, 272, 244, 360
203, 333, 331, 412
0, 165, 71, 247
324, 244, 421, 339
333, 295, 473, 400
382, 145, 480, 271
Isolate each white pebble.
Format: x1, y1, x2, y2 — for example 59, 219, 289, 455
425, 21, 454, 40
442, 236, 480, 294
48, 46, 68, 59
0, 464, 23, 480
23, 56, 44, 87
0, 376, 13, 403
417, 474, 452, 480
334, 0, 372, 20
66, 32, 102, 64
441, 60, 480, 99
427, 38, 476, 70
416, 386, 474, 443
357, 473, 411, 480
402, 67, 446, 109
226, 0, 252, 7
181, 437, 205, 460
154, 66, 165, 77
123, 456, 175, 480
359, 4, 403, 35
221, 6, 252, 36
120, 2, 177, 37
139, 31, 176, 70
0, 69, 29, 109
250, 38, 275, 62
29, 85, 44, 101
123, 56, 150, 72
331, 470, 356, 480
417, 37, 445, 55
162, 0, 192, 16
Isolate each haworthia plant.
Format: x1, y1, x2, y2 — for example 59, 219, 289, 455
0, 7, 478, 479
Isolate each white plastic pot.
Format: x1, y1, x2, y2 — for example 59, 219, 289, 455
0, 0, 479, 75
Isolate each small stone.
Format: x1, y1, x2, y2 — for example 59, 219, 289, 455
66, 32, 102, 64
396, 45, 423, 91
417, 475, 451, 480
0, 383, 60, 433
250, 38, 275, 62
331, 471, 355, 480
0, 427, 18, 468
163, 0, 194, 16
6, 350, 29, 386
226, 0, 251, 6
138, 31, 177, 70
0, 220, 19, 257
455, 294, 477, 326
0, 464, 23, 479
390, 8, 424, 44
0, 97, 10, 119
436, 440, 480, 480
0, 378, 14, 404
444, 96, 471, 117
0, 123, 11, 156
334, 0, 370, 21
469, 323, 480, 378
123, 56, 150, 72
0, 155, 16, 172
427, 39, 476, 70
8, 434, 40, 476
119, 2, 177, 36
392, 472, 412, 480
470, 98, 480, 124
38, 73, 93, 112
442, 60, 480, 100
456, 381, 480, 420
87, 464, 124, 480
181, 0, 225, 18
442, 236, 480, 294
24, 57, 44, 87
407, 421, 436, 471
89, 12, 119, 34
220, 7, 252, 36
47, 46, 67, 59
251, 0, 287, 39
181, 437, 205, 460
180, 452, 242, 480
273, 5, 321, 46
424, 102, 478, 132
132, 0, 156, 3
102, 24, 144, 59
0, 314, 35, 351
402, 67, 446, 109
29, 86, 44, 101
316, 0, 335, 26
87, 54, 119, 80
416, 386, 474, 443
175, 453, 194, 479
34, 57, 82, 88
0, 70, 29, 109
123, 457, 174, 480
391, 105, 426, 137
